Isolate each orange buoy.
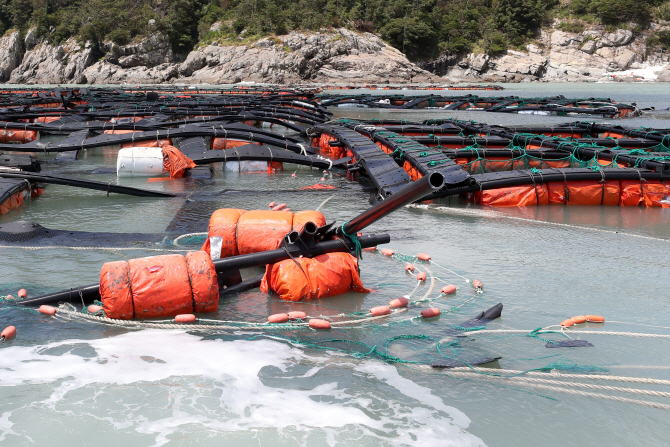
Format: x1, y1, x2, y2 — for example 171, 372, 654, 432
585, 315, 605, 323
561, 319, 575, 327
405, 264, 415, 272
417, 253, 431, 262
272, 203, 287, 211
472, 279, 483, 289
291, 173, 296, 177
39, 305, 57, 316
421, 308, 441, 318
362, 246, 377, 252
4, 294, 14, 301
17, 289, 27, 298
175, 314, 196, 323
309, 318, 331, 329
268, 313, 289, 323
320, 177, 326, 181
381, 249, 394, 256
441, 285, 457, 295
87, 305, 103, 314
268, 201, 276, 208
370, 306, 391, 316
389, 297, 409, 308
416, 272, 427, 282
570, 315, 587, 324
288, 311, 307, 320
1, 326, 15, 340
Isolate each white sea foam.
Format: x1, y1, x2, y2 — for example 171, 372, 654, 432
0, 330, 485, 447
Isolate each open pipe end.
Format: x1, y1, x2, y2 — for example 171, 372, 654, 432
427, 172, 445, 190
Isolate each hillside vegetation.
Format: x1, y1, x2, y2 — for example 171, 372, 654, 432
2, 0, 670, 59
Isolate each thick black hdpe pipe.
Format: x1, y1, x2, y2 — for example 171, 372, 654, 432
0, 172, 175, 198
341, 172, 444, 235
18, 234, 389, 307
452, 121, 670, 176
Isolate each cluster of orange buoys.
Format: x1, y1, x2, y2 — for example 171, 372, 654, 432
561, 315, 605, 327
1, 289, 27, 341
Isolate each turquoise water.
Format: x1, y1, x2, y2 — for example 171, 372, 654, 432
0, 84, 669, 446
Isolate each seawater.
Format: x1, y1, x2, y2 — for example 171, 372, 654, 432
0, 83, 669, 446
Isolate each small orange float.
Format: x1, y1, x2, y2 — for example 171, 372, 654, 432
441, 285, 457, 295
39, 305, 57, 316
416, 272, 427, 282
370, 306, 391, 316
417, 253, 431, 262
1, 326, 15, 340
268, 313, 289, 323
309, 319, 331, 329
421, 308, 441, 318
389, 297, 409, 308
405, 264, 415, 272
175, 314, 196, 323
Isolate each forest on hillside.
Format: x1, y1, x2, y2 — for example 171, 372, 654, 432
1, 0, 669, 60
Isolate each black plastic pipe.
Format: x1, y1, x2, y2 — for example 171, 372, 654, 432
18, 233, 390, 307
341, 172, 444, 235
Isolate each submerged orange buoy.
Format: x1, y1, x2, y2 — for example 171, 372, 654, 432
389, 297, 409, 308
421, 308, 441, 319
39, 305, 57, 316
441, 285, 457, 295
472, 279, 483, 289
416, 272, 427, 282
309, 319, 331, 329
268, 313, 289, 323
1, 326, 15, 340
362, 246, 377, 252
417, 253, 431, 262
585, 315, 605, 323
570, 315, 587, 324
405, 264, 415, 272
370, 306, 391, 316
288, 311, 307, 320
175, 314, 196, 323
561, 319, 575, 327
272, 203, 287, 211
5, 294, 14, 301
381, 249, 394, 256
87, 305, 103, 314
18, 289, 27, 298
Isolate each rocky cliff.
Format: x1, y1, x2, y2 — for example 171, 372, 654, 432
422, 21, 670, 82
1, 27, 438, 85
2, 21, 669, 84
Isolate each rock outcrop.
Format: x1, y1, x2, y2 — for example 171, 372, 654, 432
0, 31, 21, 81
178, 28, 437, 83
2, 28, 437, 85
9, 37, 94, 84
423, 21, 670, 82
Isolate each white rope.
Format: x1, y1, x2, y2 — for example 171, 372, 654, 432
443, 371, 670, 399
173, 232, 208, 246
446, 368, 670, 385
473, 329, 670, 339
314, 154, 333, 170
315, 194, 336, 212
0, 244, 190, 252
428, 260, 471, 283
297, 143, 307, 156
54, 304, 408, 331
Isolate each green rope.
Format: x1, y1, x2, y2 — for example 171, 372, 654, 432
340, 221, 362, 259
